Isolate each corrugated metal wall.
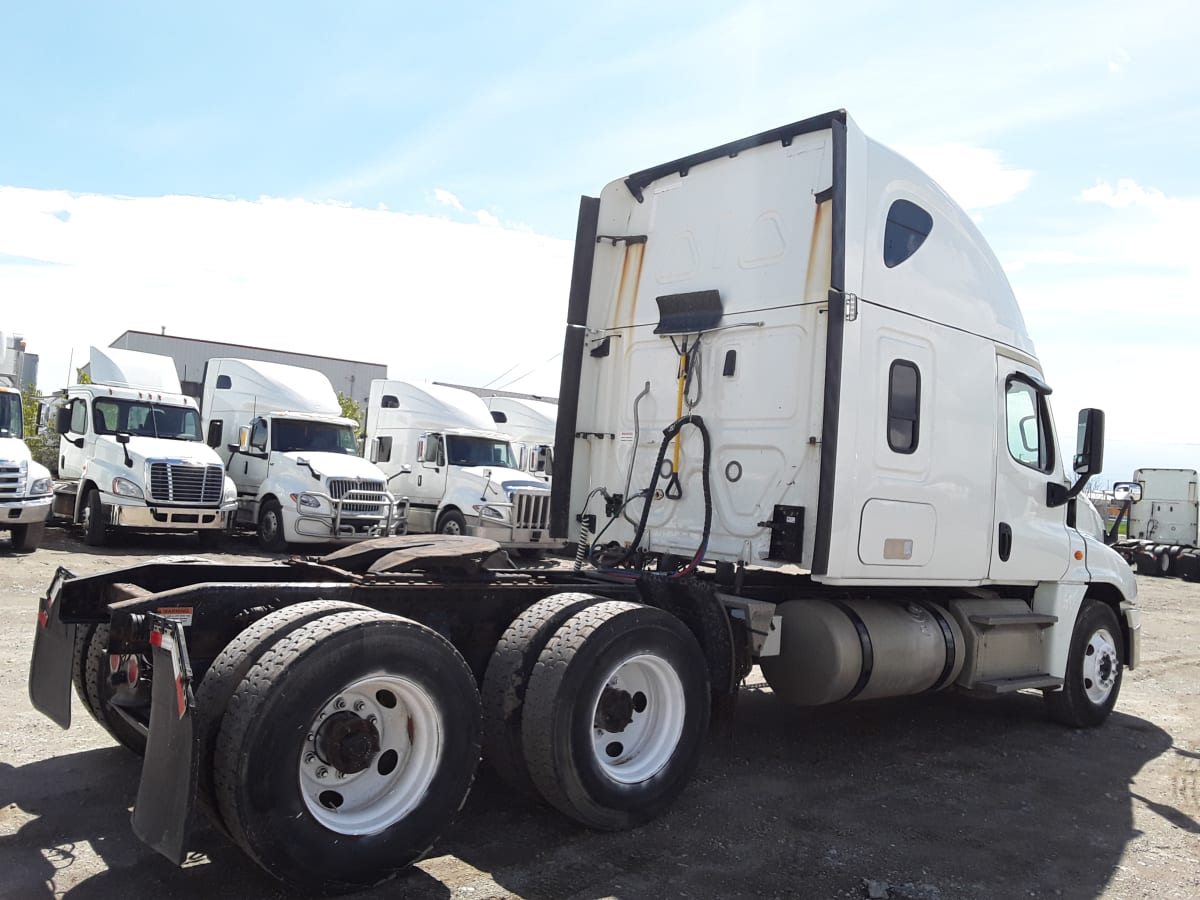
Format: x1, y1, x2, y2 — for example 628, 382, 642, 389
108, 331, 385, 408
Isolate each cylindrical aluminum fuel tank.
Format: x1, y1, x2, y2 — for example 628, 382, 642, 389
759, 598, 964, 706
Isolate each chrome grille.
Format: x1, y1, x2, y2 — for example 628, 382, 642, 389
0, 459, 28, 499
512, 491, 551, 530
328, 478, 388, 515
148, 462, 224, 504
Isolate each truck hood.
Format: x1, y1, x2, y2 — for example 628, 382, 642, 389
95, 435, 223, 468
0, 435, 33, 465
458, 465, 551, 495
281, 451, 388, 482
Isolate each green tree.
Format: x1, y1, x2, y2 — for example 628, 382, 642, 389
21, 384, 59, 475
338, 392, 363, 429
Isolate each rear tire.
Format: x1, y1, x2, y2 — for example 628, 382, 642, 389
83, 489, 107, 547
520, 601, 710, 830
257, 498, 287, 551
74, 623, 149, 754
194, 599, 372, 832
9, 522, 44, 552
214, 609, 482, 893
480, 593, 600, 801
1044, 598, 1124, 728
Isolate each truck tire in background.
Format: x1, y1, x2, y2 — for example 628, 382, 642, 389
213, 609, 482, 893
520, 601, 710, 831
437, 509, 467, 536
1043, 598, 1124, 728
481, 592, 601, 801
83, 489, 107, 547
257, 498, 287, 551
9, 522, 44, 552
72, 623, 149, 755
194, 599, 373, 832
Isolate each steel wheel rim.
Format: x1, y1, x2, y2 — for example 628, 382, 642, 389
298, 674, 443, 835
441, 518, 462, 536
261, 510, 280, 543
1081, 627, 1119, 705
589, 652, 686, 784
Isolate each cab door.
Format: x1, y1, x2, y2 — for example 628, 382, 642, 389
231, 417, 271, 502
989, 360, 1071, 582
57, 396, 90, 480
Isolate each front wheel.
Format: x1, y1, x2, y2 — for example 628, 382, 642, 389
437, 509, 467, 536
257, 498, 287, 551
214, 609, 482, 893
520, 601, 711, 830
1044, 598, 1124, 728
82, 490, 107, 547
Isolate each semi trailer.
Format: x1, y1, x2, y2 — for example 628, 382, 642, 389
29, 110, 1139, 893
1109, 468, 1200, 579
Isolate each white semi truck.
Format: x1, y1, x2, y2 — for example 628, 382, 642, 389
30, 111, 1139, 893
201, 358, 403, 550
364, 380, 555, 551
0, 332, 52, 552
482, 394, 556, 480
49, 347, 236, 546
1110, 467, 1199, 578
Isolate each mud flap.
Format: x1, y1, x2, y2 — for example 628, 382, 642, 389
28, 567, 77, 729
131, 615, 199, 865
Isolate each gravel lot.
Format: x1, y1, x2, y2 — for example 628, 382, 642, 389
1, 525, 1197, 900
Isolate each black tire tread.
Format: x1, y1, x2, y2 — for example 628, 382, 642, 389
78, 622, 148, 754
480, 592, 600, 800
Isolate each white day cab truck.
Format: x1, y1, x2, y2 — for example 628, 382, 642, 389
363, 380, 555, 553
29, 111, 1139, 893
1108, 467, 1200, 579
0, 332, 52, 552
202, 358, 404, 551
481, 393, 557, 480
49, 347, 237, 547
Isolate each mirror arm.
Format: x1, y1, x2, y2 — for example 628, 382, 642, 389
1047, 476, 1086, 508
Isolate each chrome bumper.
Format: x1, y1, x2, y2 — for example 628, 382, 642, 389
1, 495, 53, 525
110, 504, 231, 531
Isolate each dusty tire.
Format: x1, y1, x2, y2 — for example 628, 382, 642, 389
9, 522, 44, 552
257, 499, 287, 551
83, 490, 107, 547
437, 509, 467, 536
1044, 598, 1124, 728
194, 599, 372, 832
480, 593, 601, 801
214, 609, 482, 893
521, 601, 710, 830
74, 623, 149, 754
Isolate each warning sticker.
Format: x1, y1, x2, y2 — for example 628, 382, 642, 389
156, 606, 194, 627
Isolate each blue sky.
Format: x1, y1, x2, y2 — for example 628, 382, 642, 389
2, 0, 1199, 480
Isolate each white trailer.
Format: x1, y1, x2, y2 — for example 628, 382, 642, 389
482, 395, 556, 478
1111, 468, 1200, 577
30, 111, 1140, 893
202, 358, 403, 550
364, 380, 556, 551
49, 347, 236, 545
0, 332, 52, 552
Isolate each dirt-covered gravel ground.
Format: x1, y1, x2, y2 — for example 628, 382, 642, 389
1, 525, 1197, 900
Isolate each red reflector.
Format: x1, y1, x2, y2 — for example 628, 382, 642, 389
38, 610, 48, 627
149, 630, 164, 648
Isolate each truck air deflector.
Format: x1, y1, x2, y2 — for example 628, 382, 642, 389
551, 195, 601, 540
622, 110, 848, 202
811, 118, 848, 576
652, 290, 723, 335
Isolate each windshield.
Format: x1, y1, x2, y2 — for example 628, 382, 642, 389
93, 398, 202, 441
445, 434, 517, 468
272, 419, 358, 454
0, 391, 23, 439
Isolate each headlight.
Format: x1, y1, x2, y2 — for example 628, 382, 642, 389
223, 478, 237, 502
112, 477, 144, 499
30, 477, 52, 495
475, 504, 506, 521
294, 492, 323, 511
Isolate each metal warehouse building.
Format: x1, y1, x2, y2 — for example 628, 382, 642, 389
106, 331, 386, 407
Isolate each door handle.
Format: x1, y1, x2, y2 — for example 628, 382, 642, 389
417, 475, 422, 487
998, 522, 1013, 562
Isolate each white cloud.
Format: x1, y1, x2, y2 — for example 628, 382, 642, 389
1081, 178, 1166, 210
1107, 48, 1131, 74
474, 209, 499, 227
432, 188, 463, 210
0, 187, 574, 397
893, 142, 1033, 212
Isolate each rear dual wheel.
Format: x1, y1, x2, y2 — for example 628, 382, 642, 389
213, 608, 481, 893
71, 623, 149, 755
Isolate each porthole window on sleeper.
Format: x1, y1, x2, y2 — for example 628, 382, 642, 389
887, 360, 920, 453
883, 199, 933, 268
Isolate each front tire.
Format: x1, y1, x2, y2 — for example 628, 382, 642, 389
257, 498, 287, 551
520, 601, 710, 830
10, 522, 44, 552
437, 509, 467, 536
214, 609, 482, 893
1044, 598, 1124, 728
83, 490, 107, 547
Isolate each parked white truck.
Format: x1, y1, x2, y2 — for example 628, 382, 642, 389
49, 347, 236, 546
1110, 467, 1199, 578
364, 380, 555, 551
201, 358, 403, 550
482, 394, 556, 479
30, 111, 1140, 893
0, 332, 52, 552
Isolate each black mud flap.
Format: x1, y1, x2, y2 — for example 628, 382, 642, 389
28, 567, 78, 729
131, 615, 199, 866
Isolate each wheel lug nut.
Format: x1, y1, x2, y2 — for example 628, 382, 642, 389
334, 697, 346, 709
336, 770, 346, 779
353, 700, 365, 712
367, 714, 377, 724
304, 752, 316, 764
316, 767, 328, 779
307, 732, 316, 742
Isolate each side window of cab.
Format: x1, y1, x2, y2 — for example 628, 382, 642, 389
1005, 377, 1054, 472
